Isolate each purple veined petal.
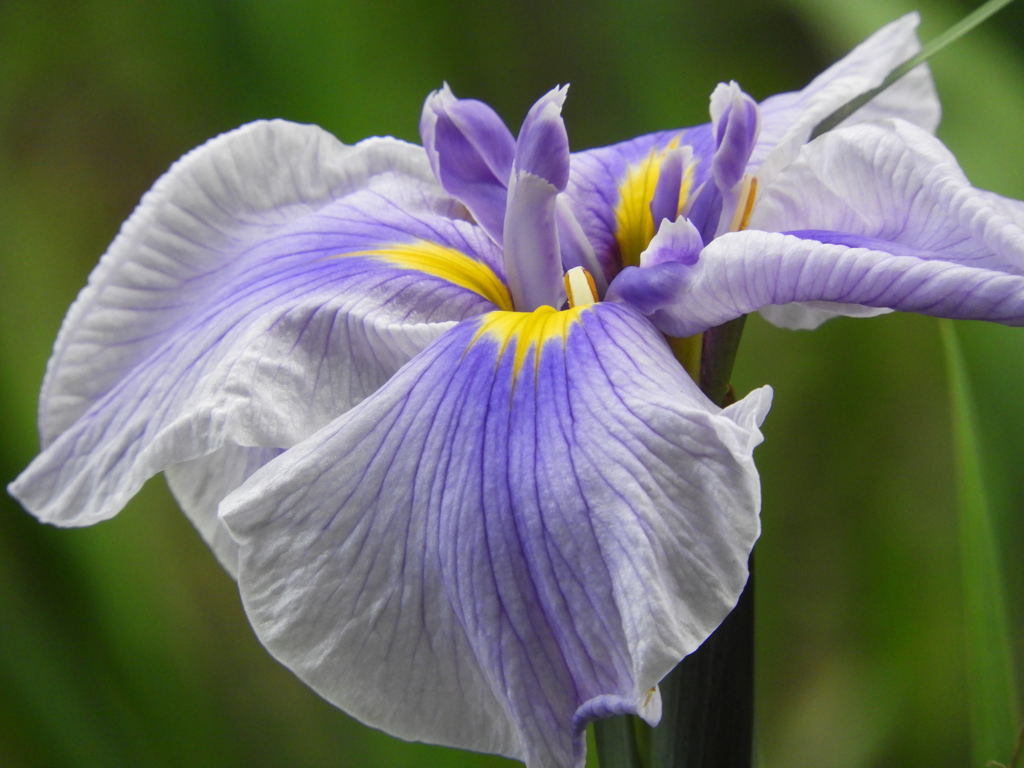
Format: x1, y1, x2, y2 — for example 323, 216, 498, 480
648, 146, 690, 231
503, 169, 567, 310
641, 215, 704, 268
556, 197, 609, 295
753, 12, 940, 187
561, 14, 938, 285
684, 180, 724, 246
220, 302, 771, 768
164, 445, 283, 575
421, 84, 516, 245
750, 119, 1024, 277
36, 122, 438, 448
565, 126, 714, 280
9, 130, 511, 567
636, 229, 1024, 338
515, 85, 571, 190
710, 82, 760, 194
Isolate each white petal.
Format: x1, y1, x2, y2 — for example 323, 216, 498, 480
40, 121, 437, 446
753, 12, 940, 187
751, 119, 1024, 276
758, 302, 892, 331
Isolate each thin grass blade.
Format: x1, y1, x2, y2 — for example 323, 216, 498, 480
810, 0, 1017, 139
939, 319, 1021, 767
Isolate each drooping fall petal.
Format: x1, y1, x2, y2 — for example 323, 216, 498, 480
220, 302, 771, 768
9, 121, 509, 574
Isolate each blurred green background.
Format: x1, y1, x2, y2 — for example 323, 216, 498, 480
2, 0, 1023, 766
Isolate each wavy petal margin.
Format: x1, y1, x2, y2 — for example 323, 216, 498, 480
10, 122, 508, 574
221, 302, 771, 768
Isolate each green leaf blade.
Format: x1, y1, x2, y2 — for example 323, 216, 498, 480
939, 319, 1021, 767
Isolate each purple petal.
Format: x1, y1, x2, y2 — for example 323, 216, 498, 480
562, 13, 940, 283
515, 85, 571, 190
641, 215, 703, 267
220, 302, 770, 768
9, 126, 508, 560
685, 181, 724, 246
421, 84, 517, 245
648, 147, 686, 229
754, 12, 940, 187
556, 197, 609, 294
640, 230, 1024, 337
710, 82, 760, 193
605, 263, 690, 321
565, 126, 714, 279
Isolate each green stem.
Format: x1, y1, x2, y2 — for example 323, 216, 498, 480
593, 716, 644, 768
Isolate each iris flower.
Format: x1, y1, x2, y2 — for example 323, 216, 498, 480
11, 13, 1024, 768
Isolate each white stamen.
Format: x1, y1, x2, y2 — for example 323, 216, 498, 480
564, 266, 598, 308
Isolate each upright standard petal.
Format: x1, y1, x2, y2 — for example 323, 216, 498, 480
10, 123, 510, 575
566, 127, 710, 279
563, 12, 939, 278
421, 84, 516, 245
221, 302, 771, 768
502, 87, 571, 311
710, 81, 760, 194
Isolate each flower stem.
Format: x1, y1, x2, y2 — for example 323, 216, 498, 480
593, 715, 644, 768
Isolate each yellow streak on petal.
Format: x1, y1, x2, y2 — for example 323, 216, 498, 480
614, 135, 694, 269
677, 160, 695, 220
728, 175, 758, 233
339, 240, 513, 311
472, 305, 589, 378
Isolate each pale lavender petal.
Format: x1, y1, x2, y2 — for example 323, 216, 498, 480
164, 445, 283, 576
648, 147, 686, 229
641, 216, 703, 267
220, 303, 770, 768
565, 125, 715, 279
751, 120, 1024, 276
758, 302, 892, 331
515, 85, 571, 190
503, 170, 566, 310
421, 84, 516, 245
36, 122, 438, 448
9, 131, 507, 549
638, 230, 1024, 337
556, 197, 609, 294
753, 12, 940, 187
